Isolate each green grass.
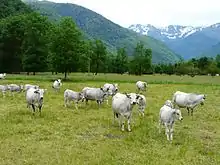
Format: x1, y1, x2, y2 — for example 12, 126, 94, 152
0, 74, 220, 164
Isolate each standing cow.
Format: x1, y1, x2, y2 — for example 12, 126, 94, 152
136, 81, 147, 93
172, 91, 206, 116
24, 84, 39, 91
102, 83, 119, 105
112, 93, 140, 132
26, 88, 47, 115
64, 89, 85, 109
82, 87, 109, 107
7, 84, 24, 96
159, 100, 183, 141
52, 79, 62, 92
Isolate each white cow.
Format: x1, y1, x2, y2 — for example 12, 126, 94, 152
129, 93, 146, 117
159, 100, 183, 141
24, 84, 39, 91
0, 85, 8, 97
172, 91, 206, 116
7, 84, 23, 96
0, 73, 6, 79
52, 79, 62, 92
26, 88, 47, 115
64, 89, 85, 109
112, 93, 140, 132
102, 83, 119, 104
82, 87, 109, 107
136, 81, 147, 93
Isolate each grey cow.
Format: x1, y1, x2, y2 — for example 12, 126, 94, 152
159, 100, 183, 141
128, 93, 146, 117
82, 87, 109, 107
8, 84, 24, 96
172, 91, 206, 116
26, 88, 47, 115
102, 83, 119, 105
112, 93, 140, 132
64, 89, 85, 109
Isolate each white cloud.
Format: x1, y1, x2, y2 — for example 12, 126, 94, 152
47, 0, 220, 27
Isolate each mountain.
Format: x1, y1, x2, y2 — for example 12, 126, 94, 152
200, 42, 220, 57
23, 0, 182, 64
129, 24, 220, 59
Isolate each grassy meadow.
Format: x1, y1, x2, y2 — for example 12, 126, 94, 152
0, 73, 220, 165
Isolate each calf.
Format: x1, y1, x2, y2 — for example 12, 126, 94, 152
64, 89, 85, 109
52, 79, 62, 92
26, 88, 47, 115
159, 100, 183, 141
102, 83, 119, 104
136, 81, 147, 93
172, 91, 206, 116
112, 93, 140, 132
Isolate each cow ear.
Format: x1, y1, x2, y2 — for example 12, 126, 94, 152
34, 90, 39, 94
126, 94, 131, 98
136, 94, 140, 99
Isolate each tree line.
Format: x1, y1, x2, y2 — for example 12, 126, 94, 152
0, 9, 220, 78
0, 11, 153, 78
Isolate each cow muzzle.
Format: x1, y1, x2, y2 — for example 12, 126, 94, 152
40, 97, 43, 101
200, 102, 204, 105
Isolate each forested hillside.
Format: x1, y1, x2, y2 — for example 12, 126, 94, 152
24, 0, 182, 64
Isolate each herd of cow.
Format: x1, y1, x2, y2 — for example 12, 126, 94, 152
0, 75, 206, 141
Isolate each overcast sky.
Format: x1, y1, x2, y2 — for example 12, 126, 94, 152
47, 0, 220, 27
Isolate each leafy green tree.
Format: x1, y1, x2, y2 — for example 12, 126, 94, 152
91, 39, 107, 75
21, 12, 51, 75
215, 54, 220, 69
115, 47, 128, 74
50, 17, 83, 79
0, 14, 27, 72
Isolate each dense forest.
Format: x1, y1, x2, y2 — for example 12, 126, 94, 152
0, 0, 220, 78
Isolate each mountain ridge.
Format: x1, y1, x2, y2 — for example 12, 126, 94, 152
129, 23, 220, 59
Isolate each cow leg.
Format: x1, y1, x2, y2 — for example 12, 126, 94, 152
191, 108, 194, 116
39, 105, 42, 116
31, 104, 35, 115
187, 107, 190, 116
64, 97, 68, 107
121, 116, 125, 132
170, 124, 174, 141
164, 123, 170, 141
85, 99, 88, 105
74, 101, 78, 110
127, 114, 132, 132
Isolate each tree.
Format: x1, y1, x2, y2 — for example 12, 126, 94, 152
115, 47, 128, 74
91, 40, 107, 75
50, 17, 83, 79
21, 12, 51, 75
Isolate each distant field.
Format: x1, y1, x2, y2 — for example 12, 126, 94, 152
0, 74, 220, 165
4, 72, 220, 85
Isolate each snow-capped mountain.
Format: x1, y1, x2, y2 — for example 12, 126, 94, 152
128, 24, 206, 41
128, 23, 220, 59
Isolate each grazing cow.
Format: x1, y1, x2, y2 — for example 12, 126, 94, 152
64, 89, 85, 109
52, 79, 62, 92
24, 84, 39, 91
136, 81, 147, 93
102, 83, 119, 104
82, 87, 109, 107
159, 100, 183, 141
0, 73, 6, 79
172, 91, 206, 116
26, 88, 47, 115
7, 84, 23, 96
0, 85, 8, 97
112, 93, 140, 132
129, 93, 146, 117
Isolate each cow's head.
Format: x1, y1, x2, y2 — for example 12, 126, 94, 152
200, 94, 206, 106
125, 93, 140, 105
34, 89, 46, 101
173, 109, 183, 121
